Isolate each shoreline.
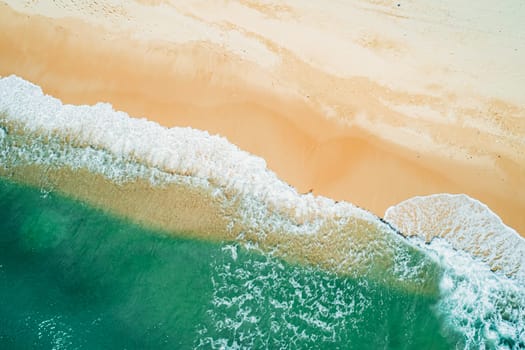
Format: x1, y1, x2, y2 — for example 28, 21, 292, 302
0, 82, 444, 294
1, 2, 524, 234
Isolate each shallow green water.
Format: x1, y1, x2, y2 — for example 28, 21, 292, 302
0, 178, 457, 349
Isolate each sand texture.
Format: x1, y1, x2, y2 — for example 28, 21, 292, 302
1, 0, 524, 233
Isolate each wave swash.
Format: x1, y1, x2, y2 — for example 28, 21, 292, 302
0, 75, 524, 348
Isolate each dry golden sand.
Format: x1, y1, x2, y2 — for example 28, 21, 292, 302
1, 1, 524, 234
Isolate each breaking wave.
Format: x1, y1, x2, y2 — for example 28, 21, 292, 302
386, 194, 525, 348
0, 75, 437, 290
385, 194, 525, 281
1, 75, 524, 348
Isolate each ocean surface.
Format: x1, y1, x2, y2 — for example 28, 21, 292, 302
1, 76, 524, 349
0, 178, 453, 349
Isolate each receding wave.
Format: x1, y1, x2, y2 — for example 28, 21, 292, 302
1, 75, 524, 347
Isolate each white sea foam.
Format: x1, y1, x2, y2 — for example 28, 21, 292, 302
36, 315, 76, 350
415, 238, 525, 349
0, 74, 377, 231
385, 194, 525, 282
0, 75, 428, 286
387, 195, 525, 348
196, 243, 395, 349
1, 75, 524, 347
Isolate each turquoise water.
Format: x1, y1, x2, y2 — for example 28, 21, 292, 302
0, 178, 458, 349
2, 74, 524, 349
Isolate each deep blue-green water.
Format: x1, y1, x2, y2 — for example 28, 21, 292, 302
0, 178, 459, 349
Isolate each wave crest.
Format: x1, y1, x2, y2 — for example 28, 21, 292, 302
385, 193, 525, 281
0, 75, 439, 292
2, 74, 525, 347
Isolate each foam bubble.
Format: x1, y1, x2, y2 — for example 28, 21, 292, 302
0, 75, 375, 227
386, 194, 525, 347
0, 75, 436, 289
415, 238, 525, 349
385, 194, 525, 281
2, 75, 524, 347
36, 316, 76, 350
196, 243, 441, 349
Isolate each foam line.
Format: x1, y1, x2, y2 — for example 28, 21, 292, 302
2, 75, 525, 346
0, 75, 436, 288
385, 194, 525, 282
0, 75, 375, 227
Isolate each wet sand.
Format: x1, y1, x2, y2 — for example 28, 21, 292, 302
1, 1, 524, 233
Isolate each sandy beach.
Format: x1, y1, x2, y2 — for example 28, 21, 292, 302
1, 0, 524, 234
